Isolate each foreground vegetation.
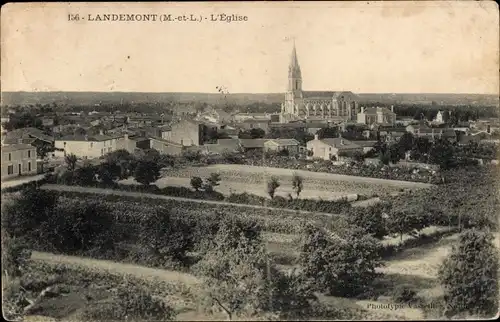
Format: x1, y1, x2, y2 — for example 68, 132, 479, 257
2, 159, 498, 320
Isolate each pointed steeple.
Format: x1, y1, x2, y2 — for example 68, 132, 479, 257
289, 40, 301, 78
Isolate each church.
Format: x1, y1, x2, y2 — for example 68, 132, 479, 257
280, 44, 360, 123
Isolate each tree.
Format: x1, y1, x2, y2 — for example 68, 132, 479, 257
291, 173, 303, 198
352, 151, 365, 163
267, 176, 280, 199
204, 172, 221, 192
386, 210, 431, 241
2, 187, 58, 240
193, 217, 315, 320
191, 176, 203, 191
43, 201, 115, 253
64, 153, 78, 171
139, 209, 194, 264
438, 229, 499, 318
397, 132, 414, 155
97, 161, 122, 186
429, 139, 455, 169
299, 225, 383, 298
73, 164, 98, 186
104, 149, 137, 179
347, 204, 388, 239
134, 160, 161, 186
238, 128, 265, 139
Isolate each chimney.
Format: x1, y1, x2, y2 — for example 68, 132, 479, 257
99, 129, 104, 135
314, 134, 319, 140
124, 133, 129, 140
391, 105, 394, 113
17, 138, 23, 144
361, 106, 365, 113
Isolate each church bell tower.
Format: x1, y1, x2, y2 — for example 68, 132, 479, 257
284, 41, 303, 116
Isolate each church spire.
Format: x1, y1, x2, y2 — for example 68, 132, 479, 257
289, 40, 301, 78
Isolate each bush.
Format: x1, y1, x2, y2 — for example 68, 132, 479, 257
2, 187, 58, 240
347, 204, 388, 239
82, 282, 175, 321
134, 160, 161, 185
299, 224, 384, 298
438, 229, 499, 318
42, 201, 116, 254
391, 284, 417, 303
190, 176, 203, 191
2, 235, 32, 277
138, 209, 195, 265
160, 185, 225, 201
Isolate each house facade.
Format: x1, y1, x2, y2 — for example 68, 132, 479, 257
1, 144, 37, 179
306, 135, 363, 160
150, 137, 184, 156
357, 106, 396, 126
161, 120, 203, 146
406, 124, 457, 142
54, 133, 135, 158
264, 139, 300, 154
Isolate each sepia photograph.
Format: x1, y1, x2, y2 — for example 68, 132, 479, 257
1, 1, 499, 321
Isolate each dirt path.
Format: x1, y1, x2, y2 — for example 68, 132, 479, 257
31, 251, 200, 285
41, 184, 340, 217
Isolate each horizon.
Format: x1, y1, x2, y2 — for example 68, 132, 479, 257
1, 2, 499, 94
2, 90, 499, 96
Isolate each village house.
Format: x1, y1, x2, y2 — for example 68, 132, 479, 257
1, 143, 37, 180
219, 125, 239, 139
149, 136, 184, 156
406, 124, 457, 142
185, 138, 242, 156
126, 115, 167, 128
306, 135, 363, 160
171, 105, 198, 118
357, 106, 396, 126
233, 119, 271, 133
197, 107, 233, 124
54, 132, 136, 159
239, 138, 268, 152
350, 140, 378, 154
161, 120, 203, 146
2, 127, 55, 158
264, 139, 300, 154
374, 126, 407, 143
233, 112, 272, 122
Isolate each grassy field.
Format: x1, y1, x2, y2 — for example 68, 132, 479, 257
120, 176, 358, 201
162, 164, 433, 197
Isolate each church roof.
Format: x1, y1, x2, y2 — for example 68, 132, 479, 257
303, 91, 356, 99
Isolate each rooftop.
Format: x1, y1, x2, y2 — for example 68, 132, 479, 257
361, 107, 395, 115
2, 144, 35, 153
56, 134, 124, 142
317, 137, 361, 150
266, 138, 300, 146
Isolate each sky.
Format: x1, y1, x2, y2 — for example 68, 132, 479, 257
1, 1, 498, 94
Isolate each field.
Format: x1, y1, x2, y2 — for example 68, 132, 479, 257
161, 164, 433, 198
120, 176, 357, 201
